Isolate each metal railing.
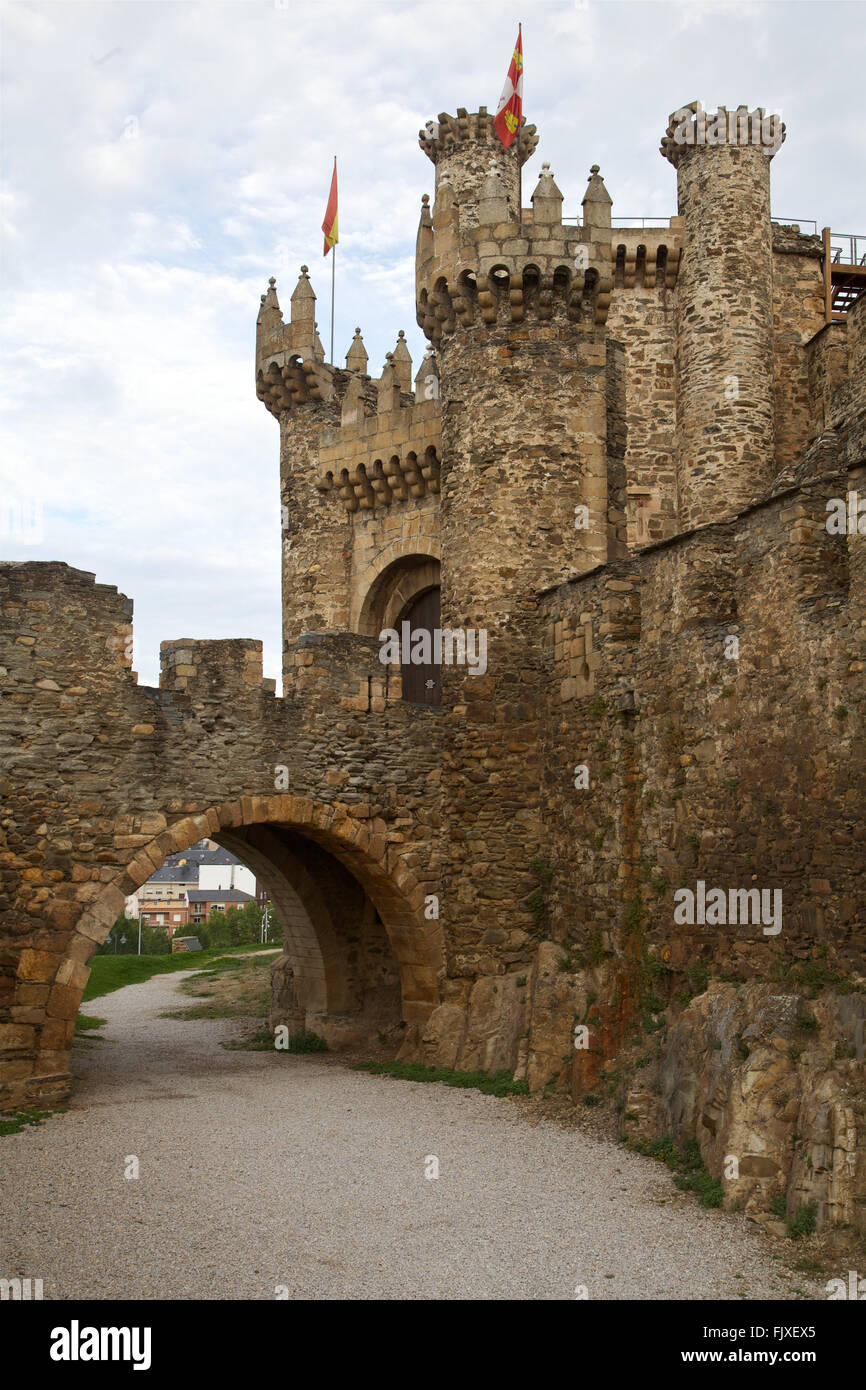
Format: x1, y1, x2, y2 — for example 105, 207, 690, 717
562, 215, 673, 228
772, 216, 818, 234
829, 234, 866, 267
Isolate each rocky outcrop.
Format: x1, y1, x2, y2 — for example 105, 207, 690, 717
625, 982, 866, 1234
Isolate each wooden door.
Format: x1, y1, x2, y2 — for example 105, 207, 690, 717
401, 587, 441, 706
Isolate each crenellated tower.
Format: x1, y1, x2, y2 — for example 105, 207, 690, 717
256, 268, 346, 675
256, 268, 444, 692
415, 107, 620, 980
661, 102, 786, 527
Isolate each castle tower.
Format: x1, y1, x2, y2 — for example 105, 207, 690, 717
662, 102, 785, 526
418, 107, 538, 233
255, 267, 347, 678
416, 109, 615, 970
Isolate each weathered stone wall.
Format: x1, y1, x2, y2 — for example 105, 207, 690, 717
606, 281, 678, 545
542, 463, 866, 985
0, 562, 443, 1110
770, 225, 825, 471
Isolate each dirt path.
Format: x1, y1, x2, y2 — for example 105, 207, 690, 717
0, 971, 821, 1300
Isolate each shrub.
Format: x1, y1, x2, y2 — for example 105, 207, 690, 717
286, 1029, 328, 1053
786, 1202, 817, 1240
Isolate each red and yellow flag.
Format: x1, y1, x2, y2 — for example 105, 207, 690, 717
322, 157, 338, 256
493, 25, 523, 149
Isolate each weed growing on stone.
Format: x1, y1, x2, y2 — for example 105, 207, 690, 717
786, 1202, 818, 1240
795, 1010, 820, 1034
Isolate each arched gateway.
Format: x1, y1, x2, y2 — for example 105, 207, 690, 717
3, 793, 442, 1110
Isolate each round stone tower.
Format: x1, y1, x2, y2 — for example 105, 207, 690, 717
418, 106, 537, 232
661, 102, 785, 526
416, 109, 616, 979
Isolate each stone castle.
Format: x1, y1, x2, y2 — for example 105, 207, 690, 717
2, 99, 865, 1235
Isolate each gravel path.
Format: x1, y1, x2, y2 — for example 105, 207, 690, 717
0, 972, 820, 1300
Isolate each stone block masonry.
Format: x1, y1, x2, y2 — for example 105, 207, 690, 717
1, 91, 864, 1236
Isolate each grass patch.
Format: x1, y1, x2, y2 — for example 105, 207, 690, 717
630, 1133, 723, 1208
0, 1107, 60, 1137
160, 954, 273, 1021
74, 1014, 107, 1037
83, 946, 274, 1002
353, 1060, 529, 1098
222, 1029, 276, 1051
780, 958, 862, 997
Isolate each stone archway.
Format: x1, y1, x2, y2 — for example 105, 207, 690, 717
356, 548, 441, 636
4, 794, 443, 1109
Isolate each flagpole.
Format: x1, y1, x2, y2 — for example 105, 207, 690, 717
517, 22, 523, 229
330, 244, 335, 366
518, 131, 522, 231
331, 154, 336, 365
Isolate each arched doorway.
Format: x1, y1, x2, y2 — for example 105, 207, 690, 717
399, 586, 441, 707
356, 553, 442, 709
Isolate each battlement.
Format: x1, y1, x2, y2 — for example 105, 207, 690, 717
611, 222, 682, 289
159, 639, 275, 703
0, 562, 134, 694
284, 631, 406, 709
416, 161, 614, 340
660, 101, 786, 164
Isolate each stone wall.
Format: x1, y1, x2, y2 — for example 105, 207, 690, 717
0, 561, 443, 1110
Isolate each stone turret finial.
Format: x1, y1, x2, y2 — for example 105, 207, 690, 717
377, 352, 401, 413
434, 170, 455, 214
417, 191, 434, 266
531, 161, 564, 225
257, 275, 282, 330
392, 330, 413, 392
291, 265, 314, 304
312, 321, 325, 366
478, 163, 511, 227
414, 347, 438, 402
346, 327, 368, 373
290, 264, 317, 358
582, 165, 612, 231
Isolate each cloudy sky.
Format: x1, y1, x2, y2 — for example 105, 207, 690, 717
1, 0, 863, 688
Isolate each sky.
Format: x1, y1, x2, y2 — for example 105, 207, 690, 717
1, 0, 864, 689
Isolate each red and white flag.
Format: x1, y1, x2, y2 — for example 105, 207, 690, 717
493, 24, 523, 149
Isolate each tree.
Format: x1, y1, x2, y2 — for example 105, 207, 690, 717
97, 913, 171, 955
